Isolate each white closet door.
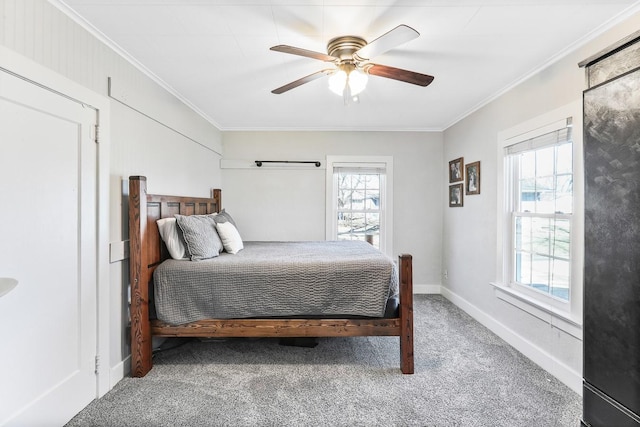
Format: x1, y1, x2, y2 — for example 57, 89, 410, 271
0, 70, 97, 426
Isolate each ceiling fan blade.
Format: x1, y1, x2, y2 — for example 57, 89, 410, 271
270, 45, 337, 62
367, 64, 434, 87
271, 70, 333, 94
354, 25, 419, 60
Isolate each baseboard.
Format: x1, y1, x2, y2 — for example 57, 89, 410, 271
109, 356, 130, 388
414, 284, 441, 294
440, 287, 582, 395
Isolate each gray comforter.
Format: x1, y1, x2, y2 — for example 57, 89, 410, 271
153, 240, 399, 325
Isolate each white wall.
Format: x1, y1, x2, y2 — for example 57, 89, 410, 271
0, 0, 223, 387
441, 10, 640, 393
221, 131, 444, 289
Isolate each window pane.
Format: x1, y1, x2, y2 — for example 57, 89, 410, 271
556, 143, 572, 175
531, 254, 550, 292
339, 234, 359, 242
555, 175, 573, 214
365, 174, 380, 189
531, 217, 550, 256
350, 213, 365, 234
550, 219, 570, 259
337, 213, 352, 237
515, 216, 532, 251
519, 178, 537, 212
351, 190, 365, 210
551, 258, 570, 301
338, 173, 352, 188
515, 250, 532, 285
366, 213, 380, 234
338, 189, 352, 210
535, 177, 555, 214
354, 175, 367, 189
521, 152, 536, 179
536, 146, 555, 177
366, 190, 380, 209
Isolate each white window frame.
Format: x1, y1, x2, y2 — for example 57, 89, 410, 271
325, 156, 393, 257
493, 101, 583, 336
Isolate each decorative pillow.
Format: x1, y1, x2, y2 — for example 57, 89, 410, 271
175, 214, 223, 261
213, 209, 237, 229
215, 221, 244, 254
156, 218, 188, 260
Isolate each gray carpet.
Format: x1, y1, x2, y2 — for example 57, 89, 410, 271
67, 295, 582, 426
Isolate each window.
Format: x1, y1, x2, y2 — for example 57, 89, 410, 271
336, 168, 382, 247
494, 103, 583, 329
326, 156, 393, 256
506, 126, 573, 301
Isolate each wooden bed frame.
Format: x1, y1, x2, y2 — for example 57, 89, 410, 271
128, 175, 414, 377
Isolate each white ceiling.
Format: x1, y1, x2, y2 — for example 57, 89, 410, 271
60, 0, 639, 131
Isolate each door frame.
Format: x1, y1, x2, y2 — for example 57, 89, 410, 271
0, 45, 111, 397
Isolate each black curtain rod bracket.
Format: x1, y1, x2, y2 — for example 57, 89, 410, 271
255, 160, 321, 167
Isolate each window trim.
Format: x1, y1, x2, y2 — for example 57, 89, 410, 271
325, 156, 393, 257
495, 101, 583, 329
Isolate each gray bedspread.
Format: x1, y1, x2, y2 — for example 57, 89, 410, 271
153, 240, 399, 325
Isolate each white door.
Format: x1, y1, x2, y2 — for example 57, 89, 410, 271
0, 70, 97, 426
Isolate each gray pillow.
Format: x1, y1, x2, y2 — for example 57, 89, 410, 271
175, 214, 223, 261
213, 209, 237, 229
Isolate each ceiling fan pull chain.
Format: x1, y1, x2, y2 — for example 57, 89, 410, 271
343, 81, 352, 106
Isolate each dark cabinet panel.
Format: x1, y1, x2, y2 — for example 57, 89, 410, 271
584, 383, 640, 426
583, 67, 640, 425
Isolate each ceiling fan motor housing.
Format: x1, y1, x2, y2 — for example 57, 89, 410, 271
327, 36, 367, 62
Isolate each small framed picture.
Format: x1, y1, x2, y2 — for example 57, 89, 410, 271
449, 183, 464, 207
465, 161, 481, 195
449, 157, 464, 183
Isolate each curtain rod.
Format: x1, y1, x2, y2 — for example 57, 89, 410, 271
255, 160, 321, 167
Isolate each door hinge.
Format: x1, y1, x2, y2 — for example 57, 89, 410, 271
91, 124, 99, 143
95, 355, 100, 374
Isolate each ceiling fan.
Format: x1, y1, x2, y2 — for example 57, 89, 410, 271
270, 24, 434, 100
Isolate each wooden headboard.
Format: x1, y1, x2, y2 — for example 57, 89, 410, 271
128, 175, 221, 373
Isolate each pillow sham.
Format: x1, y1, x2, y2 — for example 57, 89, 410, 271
156, 217, 188, 260
175, 214, 223, 261
215, 221, 244, 254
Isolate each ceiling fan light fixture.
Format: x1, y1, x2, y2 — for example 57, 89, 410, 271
328, 70, 348, 96
328, 67, 368, 97
348, 69, 368, 96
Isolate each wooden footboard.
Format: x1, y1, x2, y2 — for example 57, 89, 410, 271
128, 176, 414, 377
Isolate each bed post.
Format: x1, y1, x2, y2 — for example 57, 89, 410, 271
128, 176, 153, 377
212, 188, 221, 211
399, 254, 414, 374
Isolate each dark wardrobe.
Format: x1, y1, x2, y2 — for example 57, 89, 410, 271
581, 33, 640, 426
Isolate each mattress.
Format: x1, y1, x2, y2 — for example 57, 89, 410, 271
152, 240, 399, 325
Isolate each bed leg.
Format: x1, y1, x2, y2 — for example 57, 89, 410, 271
130, 296, 152, 378
399, 254, 414, 374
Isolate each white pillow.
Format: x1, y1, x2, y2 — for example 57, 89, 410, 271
215, 221, 244, 254
156, 217, 188, 260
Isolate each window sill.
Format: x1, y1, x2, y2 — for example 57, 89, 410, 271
489, 282, 582, 340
